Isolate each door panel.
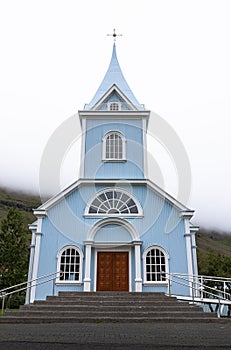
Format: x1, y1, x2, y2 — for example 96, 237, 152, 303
97, 252, 129, 291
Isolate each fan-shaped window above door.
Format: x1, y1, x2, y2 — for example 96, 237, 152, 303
85, 189, 142, 217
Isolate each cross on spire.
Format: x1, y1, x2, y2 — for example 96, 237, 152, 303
107, 28, 122, 42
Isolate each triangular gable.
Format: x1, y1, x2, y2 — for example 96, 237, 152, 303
90, 84, 140, 111
34, 178, 192, 215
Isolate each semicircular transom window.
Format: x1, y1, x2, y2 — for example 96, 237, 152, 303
88, 189, 140, 215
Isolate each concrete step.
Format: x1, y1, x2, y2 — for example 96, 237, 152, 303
20, 304, 203, 312
0, 292, 224, 324
0, 316, 222, 324
35, 299, 180, 306
4, 310, 215, 318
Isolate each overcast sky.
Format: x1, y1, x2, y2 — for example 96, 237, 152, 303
0, 0, 231, 232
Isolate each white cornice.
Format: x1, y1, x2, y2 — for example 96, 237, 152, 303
180, 210, 195, 219
79, 110, 150, 119
33, 209, 47, 218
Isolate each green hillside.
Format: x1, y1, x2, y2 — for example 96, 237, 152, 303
196, 228, 231, 256
0, 187, 41, 226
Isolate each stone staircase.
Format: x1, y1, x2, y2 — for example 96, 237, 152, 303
0, 292, 220, 323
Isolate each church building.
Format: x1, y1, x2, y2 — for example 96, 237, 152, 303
26, 41, 198, 303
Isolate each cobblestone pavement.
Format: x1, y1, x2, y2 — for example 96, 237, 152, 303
0, 322, 230, 349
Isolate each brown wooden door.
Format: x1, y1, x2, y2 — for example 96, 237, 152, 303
97, 252, 129, 291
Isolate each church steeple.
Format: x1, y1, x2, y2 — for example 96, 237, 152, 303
84, 43, 144, 110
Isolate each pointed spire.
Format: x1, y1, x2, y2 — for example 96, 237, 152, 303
84, 43, 144, 110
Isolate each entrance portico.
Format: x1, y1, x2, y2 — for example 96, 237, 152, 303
83, 218, 142, 292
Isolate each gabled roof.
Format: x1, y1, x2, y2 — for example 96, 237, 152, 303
84, 43, 144, 110
89, 84, 139, 111
34, 178, 192, 214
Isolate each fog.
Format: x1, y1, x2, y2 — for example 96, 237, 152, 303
0, 0, 231, 232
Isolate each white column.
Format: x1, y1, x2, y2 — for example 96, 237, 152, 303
142, 117, 148, 178
79, 117, 86, 178
134, 242, 142, 292
84, 242, 92, 291
184, 219, 194, 297
30, 230, 43, 303
25, 228, 36, 304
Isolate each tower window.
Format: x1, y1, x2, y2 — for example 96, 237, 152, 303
109, 102, 120, 111
103, 131, 126, 161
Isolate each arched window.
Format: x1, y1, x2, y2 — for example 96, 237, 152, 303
143, 246, 168, 284
86, 189, 142, 216
103, 131, 126, 161
57, 246, 83, 283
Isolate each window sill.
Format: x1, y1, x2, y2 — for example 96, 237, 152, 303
84, 214, 143, 218
143, 282, 168, 286
102, 159, 127, 163
55, 281, 83, 286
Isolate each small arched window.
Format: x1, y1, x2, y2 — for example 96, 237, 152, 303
143, 246, 168, 284
86, 189, 142, 216
108, 101, 120, 111
57, 246, 83, 283
103, 131, 126, 161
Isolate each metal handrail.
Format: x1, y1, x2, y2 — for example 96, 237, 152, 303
164, 272, 231, 317
169, 273, 231, 300
0, 271, 62, 315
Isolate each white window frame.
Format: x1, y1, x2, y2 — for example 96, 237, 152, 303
142, 245, 169, 286
56, 245, 83, 285
85, 188, 143, 217
108, 101, 121, 111
102, 131, 126, 162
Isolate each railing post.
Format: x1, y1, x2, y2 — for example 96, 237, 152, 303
1, 293, 6, 316
168, 274, 171, 296
192, 279, 195, 304
217, 298, 221, 318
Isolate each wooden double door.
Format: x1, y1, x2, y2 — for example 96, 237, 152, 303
97, 252, 129, 292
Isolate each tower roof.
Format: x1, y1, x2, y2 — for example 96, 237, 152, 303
84, 43, 144, 110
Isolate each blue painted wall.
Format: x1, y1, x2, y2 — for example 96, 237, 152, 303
84, 119, 144, 179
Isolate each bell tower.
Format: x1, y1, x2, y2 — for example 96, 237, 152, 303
78, 43, 150, 180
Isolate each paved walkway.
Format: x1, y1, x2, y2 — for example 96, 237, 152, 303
0, 322, 231, 349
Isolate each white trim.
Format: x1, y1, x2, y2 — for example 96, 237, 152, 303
93, 247, 132, 292
190, 225, 199, 276
83, 243, 92, 291
79, 117, 86, 178
184, 219, 194, 296
134, 244, 142, 292
142, 117, 148, 178
33, 209, 47, 217
142, 245, 169, 285
30, 217, 43, 303
25, 228, 36, 304
84, 187, 143, 217
87, 217, 140, 241
79, 111, 150, 121
56, 244, 83, 285
180, 210, 194, 219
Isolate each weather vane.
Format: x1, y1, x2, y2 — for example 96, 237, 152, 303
107, 28, 122, 42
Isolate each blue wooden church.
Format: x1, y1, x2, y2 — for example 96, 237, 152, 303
26, 42, 198, 303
